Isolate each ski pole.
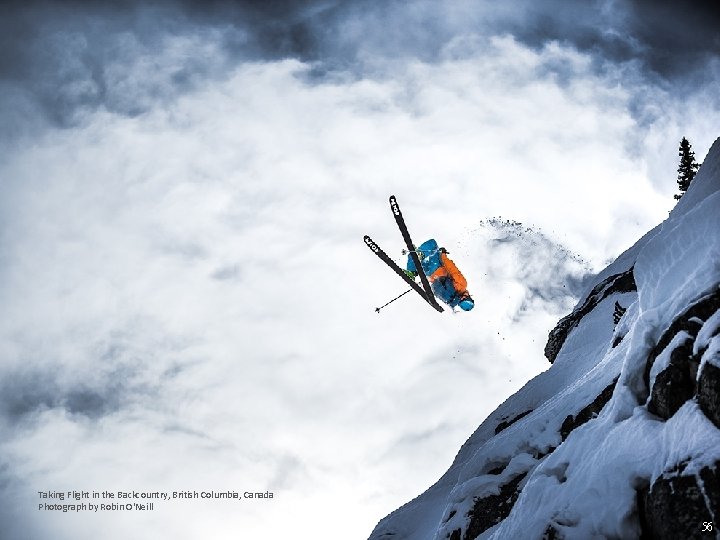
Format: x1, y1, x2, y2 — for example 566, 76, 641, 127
375, 289, 412, 313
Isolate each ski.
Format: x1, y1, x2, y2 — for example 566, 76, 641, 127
364, 235, 443, 312
388, 195, 443, 311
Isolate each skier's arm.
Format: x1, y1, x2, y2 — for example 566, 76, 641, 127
405, 254, 418, 279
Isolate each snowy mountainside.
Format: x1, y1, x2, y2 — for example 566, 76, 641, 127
369, 137, 720, 540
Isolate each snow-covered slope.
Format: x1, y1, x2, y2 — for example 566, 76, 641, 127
369, 137, 720, 540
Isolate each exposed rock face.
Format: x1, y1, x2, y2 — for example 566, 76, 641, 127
458, 472, 527, 540
544, 268, 636, 363
639, 462, 719, 540
647, 334, 696, 418
494, 410, 532, 435
634, 289, 720, 538
700, 363, 720, 428
437, 378, 622, 540
645, 288, 720, 420
559, 377, 618, 441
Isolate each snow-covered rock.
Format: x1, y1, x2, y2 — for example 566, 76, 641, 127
369, 137, 720, 540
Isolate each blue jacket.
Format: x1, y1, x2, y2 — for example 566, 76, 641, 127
407, 239, 443, 276
407, 239, 471, 308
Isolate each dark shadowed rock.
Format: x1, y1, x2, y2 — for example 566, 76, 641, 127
541, 524, 565, 539
644, 288, 720, 422
494, 409, 532, 434
647, 338, 695, 419
545, 268, 636, 363
560, 378, 618, 440
698, 363, 720, 429
639, 463, 718, 540
613, 300, 627, 325
699, 465, 720, 519
644, 289, 720, 392
462, 472, 528, 540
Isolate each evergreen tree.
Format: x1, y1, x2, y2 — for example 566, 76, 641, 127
675, 137, 700, 200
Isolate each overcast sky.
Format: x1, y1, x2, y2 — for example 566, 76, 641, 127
1, 1, 719, 538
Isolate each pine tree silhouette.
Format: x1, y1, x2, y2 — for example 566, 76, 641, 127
675, 137, 700, 200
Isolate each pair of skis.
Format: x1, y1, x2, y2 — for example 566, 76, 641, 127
364, 196, 444, 313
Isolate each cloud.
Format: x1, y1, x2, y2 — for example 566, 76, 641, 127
620, 0, 720, 78
1, 0, 719, 141
0, 375, 122, 424
1, 2, 719, 538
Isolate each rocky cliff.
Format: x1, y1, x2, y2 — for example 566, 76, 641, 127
370, 137, 720, 540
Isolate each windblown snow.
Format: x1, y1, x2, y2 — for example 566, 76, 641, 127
369, 137, 720, 540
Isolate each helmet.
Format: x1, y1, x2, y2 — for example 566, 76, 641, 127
459, 298, 474, 311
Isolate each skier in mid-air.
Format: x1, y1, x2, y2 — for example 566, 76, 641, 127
405, 239, 475, 311
364, 195, 474, 313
